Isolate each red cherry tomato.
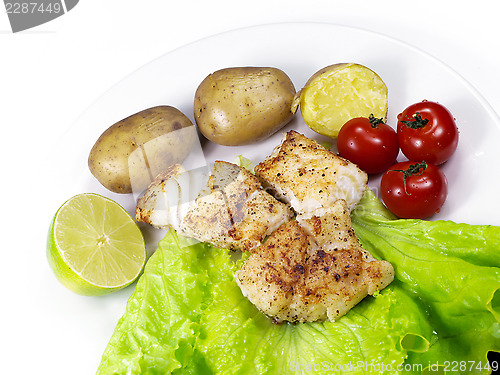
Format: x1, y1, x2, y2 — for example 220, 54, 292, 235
380, 161, 448, 219
397, 101, 459, 165
337, 115, 399, 174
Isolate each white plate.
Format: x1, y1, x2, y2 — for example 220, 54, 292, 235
45, 23, 500, 373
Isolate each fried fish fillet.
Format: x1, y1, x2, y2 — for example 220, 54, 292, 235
135, 163, 190, 230
254, 130, 368, 214
181, 161, 292, 251
235, 199, 394, 323
136, 161, 292, 252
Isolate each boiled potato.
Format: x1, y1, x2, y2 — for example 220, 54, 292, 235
88, 106, 195, 194
292, 63, 388, 138
194, 67, 296, 146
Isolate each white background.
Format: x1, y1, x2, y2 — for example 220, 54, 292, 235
1, 0, 499, 373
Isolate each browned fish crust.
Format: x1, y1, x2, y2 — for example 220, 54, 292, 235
236, 199, 394, 323
254, 130, 367, 213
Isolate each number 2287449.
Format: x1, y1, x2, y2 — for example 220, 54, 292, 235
442, 360, 497, 372
5, 2, 62, 14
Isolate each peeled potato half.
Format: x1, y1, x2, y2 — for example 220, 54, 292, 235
293, 63, 388, 138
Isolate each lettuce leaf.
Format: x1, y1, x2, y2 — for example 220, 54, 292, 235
97, 190, 500, 374
232, 155, 254, 173
351, 190, 500, 372
196, 274, 409, 374
96, 234, 215, 374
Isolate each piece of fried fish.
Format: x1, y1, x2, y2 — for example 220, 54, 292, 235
136, 161, 292, 252
235, 199, 394, 323
254, 130, 368, 214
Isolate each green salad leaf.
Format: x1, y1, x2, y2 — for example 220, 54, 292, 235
351, 190, 500, 372
97, 190, 500, 374
231, 155, 254, 172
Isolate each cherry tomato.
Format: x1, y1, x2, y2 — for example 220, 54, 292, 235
397, 100, 459, 165
380, 161, 448, 219
337, 115, 399, 174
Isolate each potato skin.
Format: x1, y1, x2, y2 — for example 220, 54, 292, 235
194, 67, 296, 146
88, 106, 195, 194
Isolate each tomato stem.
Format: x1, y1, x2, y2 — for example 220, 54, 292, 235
391, 161, 427, 195
401, 112, 429, 129
368, 114, 384, 128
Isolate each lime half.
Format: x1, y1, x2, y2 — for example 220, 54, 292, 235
47, 193, 146, 296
